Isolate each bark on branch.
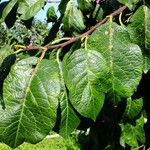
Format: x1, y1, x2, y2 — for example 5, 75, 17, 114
24, 6, 127, 51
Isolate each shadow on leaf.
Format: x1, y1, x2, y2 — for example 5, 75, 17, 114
0, 54, 16, 109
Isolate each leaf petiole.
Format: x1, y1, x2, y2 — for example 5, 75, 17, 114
119, 12, 124, 26
51, 37, 72, 45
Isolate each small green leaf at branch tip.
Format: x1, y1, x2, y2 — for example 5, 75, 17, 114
47, 6, 57, 22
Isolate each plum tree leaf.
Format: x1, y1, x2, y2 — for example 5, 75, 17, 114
17, 0, 43, 15
59, 93, 80, 138
0, 45, 13, 66
77, 0, 94, 13
58, 0, 70, 14
63, 49, 109, 120
0, 53, 16, 110
0, 58, 60, 148
123, 97, 143, 121
0, 1, 9, 19
56, 50, 80, 138
120, 115, 145, 148
19, 0, 45, 20
127, 5, 150, 73
46, 6, 57, 22
87, 22, 143, 99
1, 0, 17, 21
62, 0, 86, 32
92, 4, 103, 21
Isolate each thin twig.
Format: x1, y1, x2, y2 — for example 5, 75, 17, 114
23, 6, 126, 51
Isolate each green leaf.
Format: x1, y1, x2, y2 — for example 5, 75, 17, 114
17, 0, 45, 15
58, 0, 70, 14
0, 1, 9, 19
4, 2, 18, 28
127, 5, 150, 73
92, 4, 103, 22
57, 50, 80, 138
123, 97, 143, 121
143, 53, 150, 73
17, 0, 34, 15
128, 5, 150, 50
63, 49, 109, 120
87, 22, 143, 98
117, 0, 139, 10
47, 6, 57, 22
20, 0, 45, 20
0, 53, 16, 110
59, 94, 80, 138
62, 0, 86, 32
0, 58, 59, 148
1, 0, 17, 21
0, 45, 13, 66
77, 0, 94, 13
120, 115, 145, 148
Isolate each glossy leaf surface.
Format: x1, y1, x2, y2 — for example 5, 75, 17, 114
0, 58, 59, 148
127, 5, 150, 73
63, 49, 109, 120
87, 22, 143, 98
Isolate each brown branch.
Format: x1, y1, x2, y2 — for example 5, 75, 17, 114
24, 6, 127, 51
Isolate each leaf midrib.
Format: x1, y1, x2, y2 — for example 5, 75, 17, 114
108, 20, 115, 97
144, 6, 148, 49
14, 62, 40, 147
